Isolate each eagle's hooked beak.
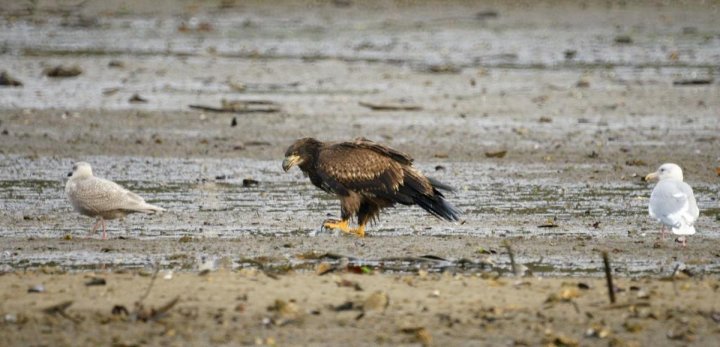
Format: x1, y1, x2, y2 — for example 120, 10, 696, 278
282, 155, 302, 172
643, 171, 658, 182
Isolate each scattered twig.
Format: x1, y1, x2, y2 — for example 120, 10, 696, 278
189, 99, 281, 113
380, 255, 446, 263
358, 101, 422, 111
43, 300, 80, 323
45, 65, 82, 78
603, 301, 651, 310
671, 263, 681, 296
316, 262, 337, 276
238, 258, 280, 280
503, 240, 518, 276
673, 78, 713, 86
602, 251, 616, 304
138, 262, 160, 304
485, 150, 507, 158
571, 300, 581, 314
188, 105, 225, 112
136, 296, 180, 322
129, 263, 181, 322
671, 263, 682, 277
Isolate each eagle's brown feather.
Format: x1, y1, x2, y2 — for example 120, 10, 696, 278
318, 145, 405, 195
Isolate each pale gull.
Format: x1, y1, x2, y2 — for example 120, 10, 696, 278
65, 162, 165, 239
644, 163, 699, 246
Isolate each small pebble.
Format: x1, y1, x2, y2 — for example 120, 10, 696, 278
4, 314, 17, 323
28, 284, 45, 293
242, 178, 260, 187
85, 277, 106, 286
129, 93, 148, 103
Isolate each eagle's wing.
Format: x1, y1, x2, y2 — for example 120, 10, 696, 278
350, 138, 414, 165
316, 142, 408, 198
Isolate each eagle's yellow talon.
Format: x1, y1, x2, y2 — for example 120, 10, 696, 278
350, 225, 366, 238
322, 219, 365, 237
322, 219, 350, 233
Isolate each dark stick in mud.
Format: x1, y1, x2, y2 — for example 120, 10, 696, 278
602, 251, 616, 304
138, 262, 160, 303
503, 240, 518, 276
43, 300, 80, 324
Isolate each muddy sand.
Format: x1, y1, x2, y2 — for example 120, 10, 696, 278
2, 270, 720, 346
1, 0, 720, 345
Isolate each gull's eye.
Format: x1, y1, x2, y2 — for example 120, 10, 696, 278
660, 168, 665, 172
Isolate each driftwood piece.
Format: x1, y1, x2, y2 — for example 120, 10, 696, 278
189, 99, 281, 113
358, 101, 422, 111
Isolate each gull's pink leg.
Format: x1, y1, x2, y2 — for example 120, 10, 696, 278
88, 218, 101, 238
660, 226, 666, 240
101, 219, 107, 240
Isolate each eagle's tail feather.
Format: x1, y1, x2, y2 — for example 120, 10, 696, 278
413, 191, 462, 222
427, 176, 455, 192
402, 174, 461, 222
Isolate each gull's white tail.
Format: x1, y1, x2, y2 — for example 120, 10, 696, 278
135, 203, 166, 214
672, 223, 695, 236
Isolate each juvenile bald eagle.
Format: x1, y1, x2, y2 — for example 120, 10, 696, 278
282, 137, 460, 237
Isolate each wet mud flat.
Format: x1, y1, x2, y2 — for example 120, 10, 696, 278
1, 0, 720, 345
0, 155, 719, 276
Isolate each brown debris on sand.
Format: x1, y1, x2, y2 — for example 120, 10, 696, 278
0, 71, 23, 86
45, 65, 82, 78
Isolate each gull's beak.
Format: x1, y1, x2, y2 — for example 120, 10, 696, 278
282, 155, 301, 172
644, 171, 658, 182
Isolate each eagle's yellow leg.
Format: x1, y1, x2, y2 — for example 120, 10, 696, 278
322, 219, 350, 233
323, 219, 366, 238
349, 224, 366, 238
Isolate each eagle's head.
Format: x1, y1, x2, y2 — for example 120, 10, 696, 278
282, 137, 322, 172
